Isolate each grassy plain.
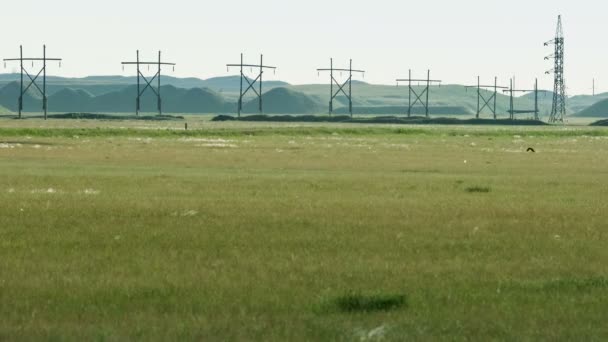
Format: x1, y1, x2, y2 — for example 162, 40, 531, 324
1, 117, 607, 340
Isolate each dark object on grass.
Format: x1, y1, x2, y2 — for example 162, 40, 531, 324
527, 147, 536, 152
466, 186, 491, 193
185, 123, 188, 130
330, 293, 407, 313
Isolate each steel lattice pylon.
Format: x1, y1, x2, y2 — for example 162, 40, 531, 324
545, 15, 566, 124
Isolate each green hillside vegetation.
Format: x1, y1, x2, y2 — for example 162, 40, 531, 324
0, 104, 12, 115
0, 74, 604, 117
242, 87, 324, 114
0, 82, 43, 112
575, 97, 608, 117
49, 88, 94, 112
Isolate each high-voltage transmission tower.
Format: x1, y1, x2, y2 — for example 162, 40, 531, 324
464, 77, 508, 119
227, 54, 277, 117
121, 50, 175, 116
396, 70, 441, 118
317, 58, 365, 117
545, 15, 566, 123
3, 45, 62, 120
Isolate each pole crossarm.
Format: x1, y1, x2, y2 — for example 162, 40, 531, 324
3, 45, 62, 120
227, 64, 276, 69
317, 68, 365, 73
395, 70, 441, 118
396, 79, 442, 83
316, 58, 365, 117
121, 50, 175, 116
226, 54, 277, 117
122, 62, 176, 66
4, 58, 62, 62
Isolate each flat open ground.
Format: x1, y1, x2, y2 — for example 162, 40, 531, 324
1, 117, 607, 340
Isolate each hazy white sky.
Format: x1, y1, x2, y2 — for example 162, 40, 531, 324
1, 0, 603, 94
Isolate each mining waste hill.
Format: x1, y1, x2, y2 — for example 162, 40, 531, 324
0, 73, 604, 116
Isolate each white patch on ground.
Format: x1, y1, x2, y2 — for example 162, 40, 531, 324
31, 188, 59, 194
0, 143, 22, 149
172, 210, 199, 217
128, 137, 153, 144
355, 325, 391, 341
504, 149, 523, 153
383, 143, 410, 150
7, 188, 15, 193
83, 189, 101, 195
181, 138, 238, 148
182, 210, 198, 217
198, 143, 237, 148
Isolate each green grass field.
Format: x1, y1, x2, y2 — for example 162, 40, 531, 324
1, 118, 607, 340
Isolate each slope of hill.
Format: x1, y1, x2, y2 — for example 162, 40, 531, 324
575, 98, 608, 117
49, 88, 94, 112
0, 82, 43, 112
569, 93, 608, 114
0, 104, 12, 115
242, 87, 324, 114
0, 74, 289, 96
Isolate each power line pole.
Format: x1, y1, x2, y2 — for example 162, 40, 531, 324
121, 50, 175, 116
3, 45, 62, 120
227, 54, 277, 118
317, 58, 365, 117
465, 76, 508, 119
503, 78, 539, 121
545, 15, 566, 124
396, 70, 441, 118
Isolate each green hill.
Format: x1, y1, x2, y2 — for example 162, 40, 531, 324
0, 104, 12, 115
1, 73, 601, 118
575, 98, 608, 117
0, 82, 44, 112
242, 87, 324, 114
49, 88, 94, 112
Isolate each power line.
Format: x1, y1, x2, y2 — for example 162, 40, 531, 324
396, 70, 441, 118
121, 50, 176, 116
227, 54, 277, 117
317, 58, 365, 117
3, 45, 62, 120
464, 77, 509, 119
503, 78, 539, 121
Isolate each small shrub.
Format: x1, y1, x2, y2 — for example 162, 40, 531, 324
321, 293, 407, 313
465, 186, 491, 193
